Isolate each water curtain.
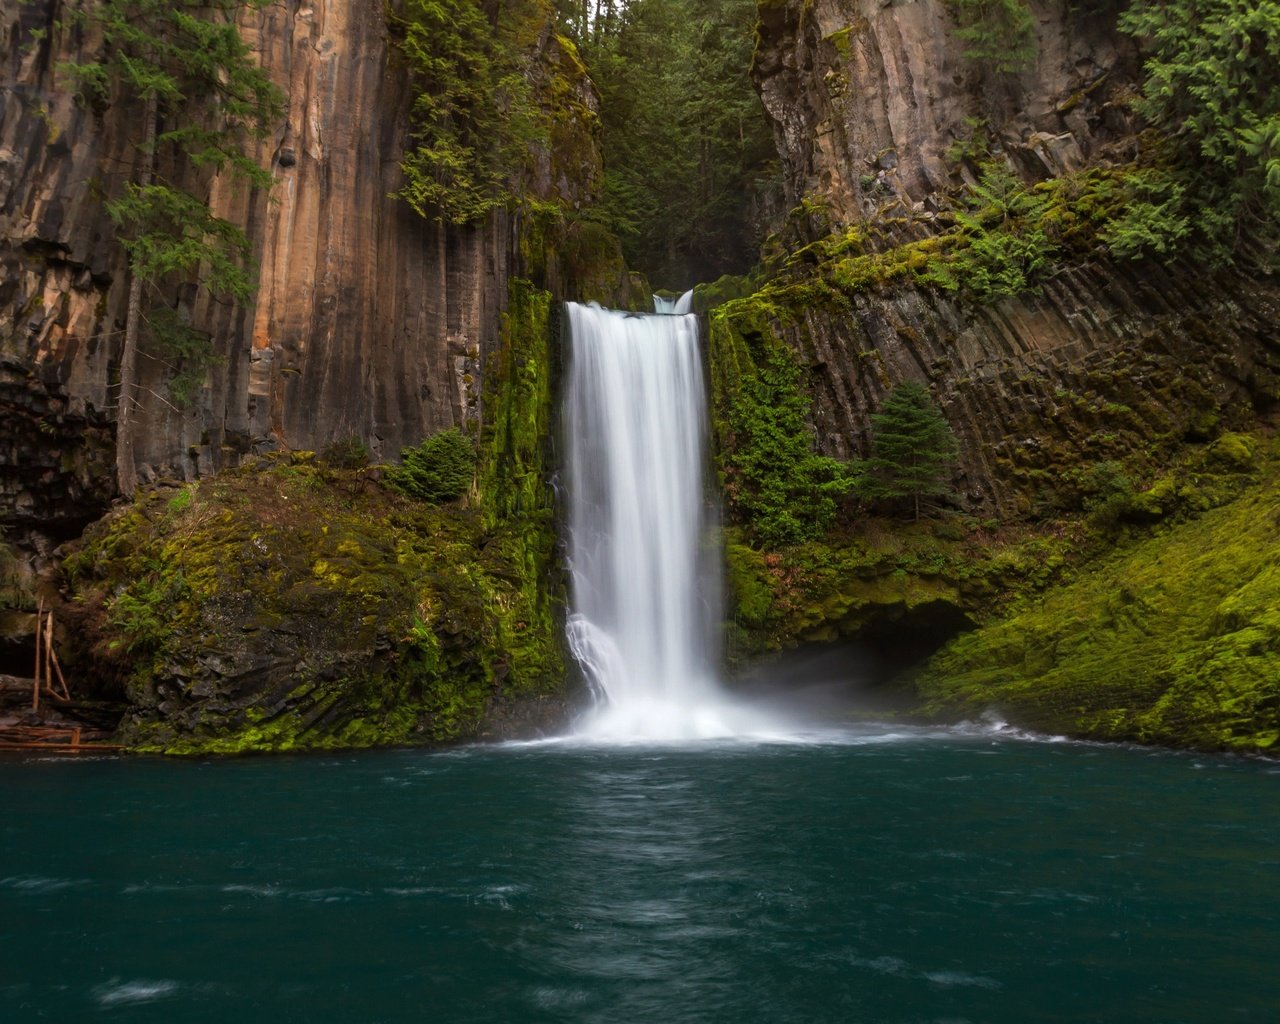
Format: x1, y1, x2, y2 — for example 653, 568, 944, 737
564, 292, 744, 738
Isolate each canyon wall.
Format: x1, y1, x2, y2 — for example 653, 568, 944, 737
719, 255, 1280, 517
739, 0, 1279, 514
754, 0, 1141, 232
0, 0, 602, 566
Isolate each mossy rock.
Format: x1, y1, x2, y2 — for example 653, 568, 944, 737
913, 435, 1280, 752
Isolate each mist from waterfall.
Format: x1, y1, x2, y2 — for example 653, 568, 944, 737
564, 291, 766, 739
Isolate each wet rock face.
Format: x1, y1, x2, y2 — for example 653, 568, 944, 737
0, 1, 598, 535
753, 0, 1141, 228
0, 356, 114, 585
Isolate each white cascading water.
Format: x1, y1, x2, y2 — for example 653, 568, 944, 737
565, 291, 763, 739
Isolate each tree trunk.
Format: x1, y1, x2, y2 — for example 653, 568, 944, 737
115, 91, 158, 499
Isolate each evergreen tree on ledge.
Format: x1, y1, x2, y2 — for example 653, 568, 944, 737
860, 382, 959, 520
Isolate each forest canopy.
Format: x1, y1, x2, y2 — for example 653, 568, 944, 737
555, 0, 780, 288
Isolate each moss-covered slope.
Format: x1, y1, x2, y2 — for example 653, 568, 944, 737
914, 436, 1280, 753
60, 280, 566, 755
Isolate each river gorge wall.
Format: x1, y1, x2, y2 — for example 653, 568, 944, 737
754, 0, 1141, 232
704, 0, 1279, 751
733, 0, 1279, 515
1, 0, 616, 567
1, 0, 1276, 752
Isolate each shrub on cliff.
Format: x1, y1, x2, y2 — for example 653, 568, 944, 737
925, 164, 1057, 300
860, 383, 959, 520
394, 0, 544, 224
946, 0, 1038, 73
319, 436, 372, 470
716, 329, 855, 547
388, 429, 476, 504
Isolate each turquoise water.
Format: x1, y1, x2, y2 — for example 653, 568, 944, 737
2, 727, 1277, 1023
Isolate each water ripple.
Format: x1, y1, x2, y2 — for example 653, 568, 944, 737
93, 978, 180, 1006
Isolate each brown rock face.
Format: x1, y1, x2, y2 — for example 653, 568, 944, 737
741, 0, 1279, 513
753, 0, 1141, 229
749, 262, 1280, 516
1, 1, 599, 550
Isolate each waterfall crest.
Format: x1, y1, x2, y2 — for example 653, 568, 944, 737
564, 292, 755, 739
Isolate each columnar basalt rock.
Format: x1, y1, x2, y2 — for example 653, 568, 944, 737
721, 260, 1280, 516
753, 0, 1141, 230
741, 0, 1279, 514
1, 0, 601, 560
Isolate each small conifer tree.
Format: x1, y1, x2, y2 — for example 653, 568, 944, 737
388, 429, 476, 504
947, 0, 1038, 73
860, 383, 959, 520
59, 0, 284, 495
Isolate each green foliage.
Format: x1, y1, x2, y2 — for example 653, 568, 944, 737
946, 0, 1038, 72
108, 560, 191, 654
1080, 461, 1139, 530
1120, 0, 1280, 260
1098, 170, 1192, 259
108, 184, 257, 301
61, 1, 283, 135
860, 383, 959, 519
944, 116, 993, 167
573, 0, 780, 286
59, 0, 284, 403
61, 0, 282, 206
388, 429, 477, 504
710, 306, 854, 546
925, 164, 1057, 300
319, 437, 373, 470
139, 306, 224, 408
394, 0, 545, 224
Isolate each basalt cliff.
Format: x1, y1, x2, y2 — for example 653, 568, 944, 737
0, 0, 1276, 753
732, 0, 1278, 514
710, 0, 1279, 751
2, 0, 624, 567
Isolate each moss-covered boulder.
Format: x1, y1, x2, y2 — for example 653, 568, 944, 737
61, 458, 565, 755
721, 518, 1073, 669
59, 279, 568, 755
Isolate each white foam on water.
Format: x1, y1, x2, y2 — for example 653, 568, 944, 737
93, 978, 180, 1006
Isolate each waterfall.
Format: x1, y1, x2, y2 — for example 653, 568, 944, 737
564, 291, 759, 739
651, 291, 694, 315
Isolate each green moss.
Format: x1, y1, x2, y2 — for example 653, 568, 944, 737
1206, 431, 1257, 472
479, 279, 552, 522
914, 436, 1280, 752
825, 26, 854, 56
693, 273, 760, 313
746, 165, 1178, 315
720, 515, 1076, 666
708, 296, 855, 545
